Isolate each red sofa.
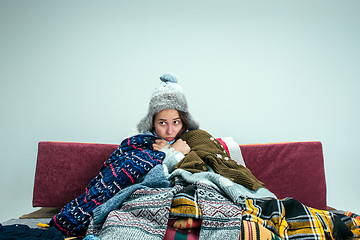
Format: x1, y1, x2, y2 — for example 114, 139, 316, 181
32, 140, 327, 211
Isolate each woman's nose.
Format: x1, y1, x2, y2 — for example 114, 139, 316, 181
166, 125, 173, 134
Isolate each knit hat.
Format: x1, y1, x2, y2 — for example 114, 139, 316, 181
137, 73, 199, 133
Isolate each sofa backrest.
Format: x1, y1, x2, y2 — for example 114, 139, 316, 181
33, 142, 118, 208
240, 141, 326, 209
32, 140, 326, 210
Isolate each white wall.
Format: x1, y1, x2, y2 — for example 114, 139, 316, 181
1, 0, 359, 222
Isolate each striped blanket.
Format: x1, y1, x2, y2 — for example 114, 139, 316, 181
170, 184, 202, 219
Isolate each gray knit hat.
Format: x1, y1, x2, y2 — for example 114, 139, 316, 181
137, 73, 199, 133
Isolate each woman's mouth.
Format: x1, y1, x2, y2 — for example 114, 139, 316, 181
165, 137, 175, 141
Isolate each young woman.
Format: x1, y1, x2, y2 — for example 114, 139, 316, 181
52, 74, 360, 239
138, 75, 265, 190
50, 74, 200, 236
136, 73, 200, 176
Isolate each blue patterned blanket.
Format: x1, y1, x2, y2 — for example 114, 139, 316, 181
50, 134, 165, 236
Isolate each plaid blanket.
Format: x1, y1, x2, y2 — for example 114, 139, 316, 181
240, 221, 282, 240
50, 134, 165, 236
335, 211, 360, 237
241, 197, 360, 239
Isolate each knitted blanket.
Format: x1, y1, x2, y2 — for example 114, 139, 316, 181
86, 185, 180, 240
175, 129, 265, 191
169, 168, 276, 204
50, 134, 165, 236
92, 164, 170, 225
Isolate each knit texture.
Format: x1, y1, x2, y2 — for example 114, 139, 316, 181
137, 73, 199, 133
86, 181, 244, 240
92, 164, 170, 225
86, 186, 181, 240
169, 169, 276, 204
85, 175, 360, 239
196, 183, 243, 239
175, 129, 265, 191
49, 134, 165, 237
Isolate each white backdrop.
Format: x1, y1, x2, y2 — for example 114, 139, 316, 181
1, 0, 359, 223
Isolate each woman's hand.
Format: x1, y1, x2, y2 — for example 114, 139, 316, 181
152, 139, 169, 151
171, 139, 191, 155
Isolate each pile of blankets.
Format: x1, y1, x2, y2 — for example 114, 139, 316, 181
51, 129, 360, 239
85, 168, 360, 240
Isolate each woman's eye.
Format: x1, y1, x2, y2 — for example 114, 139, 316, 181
159, 122, 166, 125
174, 120, 180, 124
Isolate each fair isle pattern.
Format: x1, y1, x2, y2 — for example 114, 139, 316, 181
87, 186, 182, 240
196, 183, 243, 240
50, 134, 165, 237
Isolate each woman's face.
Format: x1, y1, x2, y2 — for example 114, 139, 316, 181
154, 109, 183, 142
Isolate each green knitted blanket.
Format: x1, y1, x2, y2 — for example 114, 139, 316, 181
175, 129, 265, 191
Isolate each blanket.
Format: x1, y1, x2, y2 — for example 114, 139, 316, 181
85, 178, 360, 240
86, 182, 244, 240
86, 185, 180, 239
241, 197, 360, 239
163, 219, 281, 240
50, 134, 165, 236
92, 164, 170, 225
168, 168, 276, 204
175, 130, 265, 191
170, 183, 202, 219
0, 224, 64, 240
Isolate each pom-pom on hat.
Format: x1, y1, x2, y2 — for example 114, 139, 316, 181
137, 73, 199, 133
